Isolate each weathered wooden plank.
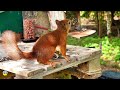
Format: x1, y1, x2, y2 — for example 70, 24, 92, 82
27, 54, 100, 79
0, 42, 101, 78
14, 74, 43, 79
0, 59, 51, 77
0, 52, 100, 78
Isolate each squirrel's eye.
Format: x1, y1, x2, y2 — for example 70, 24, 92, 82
68, 22, 71, 24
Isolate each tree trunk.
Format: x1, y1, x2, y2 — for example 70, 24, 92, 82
75, 11, 81, 30
76, 11, 81, 30
111, 11, 115, 23
110, 11, 115, 36
117, 28, 120, 37
106, 11, 112, 38
96, 11, 99, 35
98, 11, 102, 38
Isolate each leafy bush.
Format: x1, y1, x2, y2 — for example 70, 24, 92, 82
115, 52, 120, 62
67, 35, 120, 65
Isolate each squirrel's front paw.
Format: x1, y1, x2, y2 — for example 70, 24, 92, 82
64, 55, 70, 62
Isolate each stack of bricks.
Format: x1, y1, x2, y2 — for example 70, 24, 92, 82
23, 19, 35, 40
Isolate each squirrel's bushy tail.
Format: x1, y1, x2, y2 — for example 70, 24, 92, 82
2, 30, 35, 60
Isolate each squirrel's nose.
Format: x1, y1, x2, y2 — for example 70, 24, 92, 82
68, 20, 71, 25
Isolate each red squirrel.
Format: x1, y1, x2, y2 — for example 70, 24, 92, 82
2, 19, 71, 67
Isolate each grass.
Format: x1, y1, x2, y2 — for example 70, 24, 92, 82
67, 34, 120, 67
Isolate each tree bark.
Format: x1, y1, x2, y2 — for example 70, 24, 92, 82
77, 11, 81, 29
96, 11, 99, 35
75, 11, 81, 30
98, 12, 102, 38
106, 11, 112, 38
111, 11, 115, 23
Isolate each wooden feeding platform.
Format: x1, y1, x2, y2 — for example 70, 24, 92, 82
69, 29, 96, 39
0, 42, 102, 79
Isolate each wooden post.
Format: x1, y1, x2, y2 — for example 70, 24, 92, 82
77, 55, 102, 79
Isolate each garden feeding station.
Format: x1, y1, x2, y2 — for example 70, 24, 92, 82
0, 11, 101, 79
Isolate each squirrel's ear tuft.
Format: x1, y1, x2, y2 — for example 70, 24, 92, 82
56, 20, 60, 25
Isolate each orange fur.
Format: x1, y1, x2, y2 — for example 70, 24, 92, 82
2, 19, 71, 67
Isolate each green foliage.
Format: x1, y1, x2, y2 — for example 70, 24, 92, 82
114, 11, 120, 17
115, 52, 120, 62
80, 11, 91, 18
67, 35, 101, 47
66, 11, 77, 25
100, 59, 107, 65
67, 35, 120, 65
66, 11, 76, 20
56, 73, 72, 79
81, 11, 96, 19
67, 36, 81, 46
